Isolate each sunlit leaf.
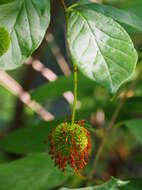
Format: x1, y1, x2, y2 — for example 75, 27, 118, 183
66, 4, 137, 93
0, 0, 50, 70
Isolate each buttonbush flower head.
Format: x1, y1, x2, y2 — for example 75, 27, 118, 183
49, 121, 90, 173
0, 27, 10, 57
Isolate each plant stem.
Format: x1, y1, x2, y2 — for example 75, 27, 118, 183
89, 131, 107, 180
60, 0, 77, 123
72, 64, 78, 124
88, 68, 142, 180
61, 0, 66, 11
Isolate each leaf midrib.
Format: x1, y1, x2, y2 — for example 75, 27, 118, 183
10, 0, 23, 35
72, 8, 114, 90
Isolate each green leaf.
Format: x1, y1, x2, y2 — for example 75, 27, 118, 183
125, 119, 142, 145
78, 1, 142, 32
0, 153, 72, 190
0, 120, 59, 154
66, 4, 137, 94
0, 0, 50, 70
60, 177, 128, 190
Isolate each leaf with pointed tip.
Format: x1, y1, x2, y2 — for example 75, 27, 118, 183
0, 0, 50, 70
66, 4, 137, 94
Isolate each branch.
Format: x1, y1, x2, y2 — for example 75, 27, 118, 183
88, 68, 142, 180
45, 33, 71, 76
0, 71, 54, 121
25, 57, 75, 105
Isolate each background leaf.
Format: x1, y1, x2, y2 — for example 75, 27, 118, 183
0, 0, 50, 70
125, 119, 142, 145
121, 179, 142, 190
120, 0, 142, 21
0, 120, 58, 154
78, 1, 142, 33
0, 153, 72, 190
66, 4, 137, 94
0, 0, 16, 4
31, 73, 97, 103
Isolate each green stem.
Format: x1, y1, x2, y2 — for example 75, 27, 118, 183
72, 64, 78, 124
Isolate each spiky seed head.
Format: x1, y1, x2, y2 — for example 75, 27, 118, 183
49, 122, 91, 173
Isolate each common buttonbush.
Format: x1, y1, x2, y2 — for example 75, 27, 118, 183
49, 121, 91, 173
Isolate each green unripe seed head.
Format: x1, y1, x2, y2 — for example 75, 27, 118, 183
49, 122, 91, 172
0, 27, 10, 57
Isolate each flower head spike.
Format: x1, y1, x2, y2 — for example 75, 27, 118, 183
0, 27, 10, 57
49, 122, 91, 173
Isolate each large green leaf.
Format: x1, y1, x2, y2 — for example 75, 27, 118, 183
0, 0, 50, 70
125, 119, 142, 145
66, 4, 137, 94
60, 177, 128, 190
0, 120, 59, 154
0, 153, 72, 190
78, 1, 142, 32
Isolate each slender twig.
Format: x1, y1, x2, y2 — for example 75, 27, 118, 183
61, 0, 66, 11
71, 64, 78, 124
88, 68, 142, 180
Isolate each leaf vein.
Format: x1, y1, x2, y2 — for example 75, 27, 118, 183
74, 9, 114, 89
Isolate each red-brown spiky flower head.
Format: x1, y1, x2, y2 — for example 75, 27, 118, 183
49, 122, 90, 173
